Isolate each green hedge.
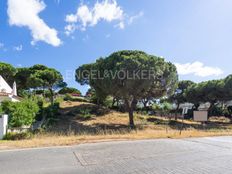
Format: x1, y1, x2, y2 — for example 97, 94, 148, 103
1, 98, 39, 128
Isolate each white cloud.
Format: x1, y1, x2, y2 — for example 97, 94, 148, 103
7, 0, 62, 47
175, 61, 224, 77
128, 11, 144, 25
65, 0, 125, 35
115, 21, 124, 29
64, 24, 77, 36
13, 44, 23, 51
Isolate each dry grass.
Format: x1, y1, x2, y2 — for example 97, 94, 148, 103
1, 101, 232, 150
1, 129, 232, 150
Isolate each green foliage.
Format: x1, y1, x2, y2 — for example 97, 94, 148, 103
103, 96, 114, 108
85, 87, 107, 105
152, 103, 161, 111
209, 105, 224, 116
0, 106, 3, 115
0, 62, 16, 84
44, 102, 60, 118
225, 75, 232, 101
15, 67, 31, 91
17, 89, 32, 98
169, 80, 194, 107
228, 106, 232, 115
152, 102, 173, 115
58, 87, 81, 95
78, 109, 92, 119
185, 79, 225, 105
63, 94, 88, 102
28, 66, 66, 104
63, 94, 72, 101
54, 96, 64, 103
29, 68, 63, 89
3, 132, 33, 140
1, 99, 39, 127
162, 102, 173, 111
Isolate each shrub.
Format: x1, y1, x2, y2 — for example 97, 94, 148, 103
3, 132, 33, 140
152, 103, 161, 111
58, 87, 81, 95
209, 105, 224, 116
44, 102, 60, 118
63, 94, 72, 101
79, 109, 92, 119
103, 96, 114, 108
152, 102, 173, 116
54, 96, 64, 104
63, 94, 88, 102
1, 99, 39, 128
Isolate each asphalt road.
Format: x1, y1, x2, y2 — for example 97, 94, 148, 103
1, 136, 232, 174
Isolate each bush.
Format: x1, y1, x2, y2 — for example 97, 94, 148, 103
63, 94, 88, 102
1, 98, 39, 128
152, 102, 173, 116
58, 87, 81, 95
103, 96, 113, 108
209, 105, 224, 116
63, 94, 72, 101
220, 106, 232, 118
54, 96, 64, 104
3, 132, 33, 140
44, 102, 60, 118
79, 109, 92, 119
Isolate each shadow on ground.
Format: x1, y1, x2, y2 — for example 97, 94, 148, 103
47, 102, 232, 135
147, 117, 231, 130
48, 103, 133, 135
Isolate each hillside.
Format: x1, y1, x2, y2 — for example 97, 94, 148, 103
2, 101, 232, 150
50, 101, 232, 135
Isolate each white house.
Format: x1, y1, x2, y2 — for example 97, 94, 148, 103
0, 75, 20, 139
0, 75, 19, 102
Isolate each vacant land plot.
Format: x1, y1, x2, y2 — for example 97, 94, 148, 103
1, 101, 232, 150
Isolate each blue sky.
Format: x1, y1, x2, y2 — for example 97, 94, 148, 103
0, 0, 231, 94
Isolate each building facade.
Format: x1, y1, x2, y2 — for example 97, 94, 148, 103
0, 75, 19, 102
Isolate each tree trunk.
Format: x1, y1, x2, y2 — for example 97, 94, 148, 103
125, 99, 137, 129
175, 103, 180, 120
194, 103, 200, 110
49, 88, 54, 105
128, 106, 135, 128
116, 99, 119, 108
208, 102, 215, 116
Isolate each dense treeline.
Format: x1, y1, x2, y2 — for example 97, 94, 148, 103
170, 76, 232, 119
0, 62, 66, 104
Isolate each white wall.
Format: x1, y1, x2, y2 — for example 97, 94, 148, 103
0, 115, 8, 139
